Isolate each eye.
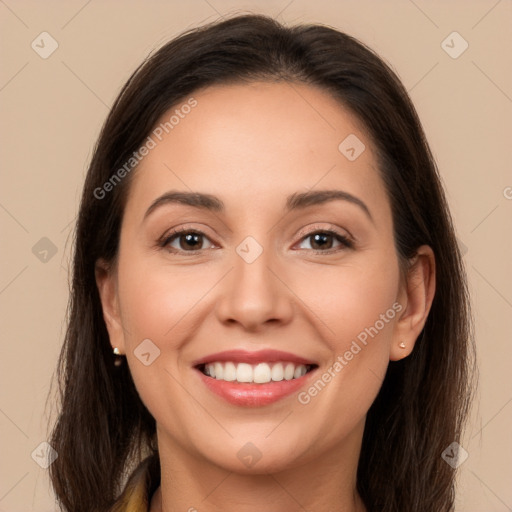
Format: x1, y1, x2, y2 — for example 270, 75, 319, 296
295, 229, 353, 253
158, 226, 353, 255
159, 228, 216, 253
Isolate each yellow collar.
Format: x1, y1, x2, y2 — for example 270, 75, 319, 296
111, 455, 160, 512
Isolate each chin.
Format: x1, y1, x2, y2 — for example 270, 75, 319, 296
200, 439, 309, 475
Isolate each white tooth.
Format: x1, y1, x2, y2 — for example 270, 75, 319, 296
204, 361, 310, 383
223, 362, 237, 381
214, 362, 224, 380
236, 363, 253, 383
284, 363, 295, 380
271, 363, 284, 381
293, 364, 306, 379
253, 363, 272, 383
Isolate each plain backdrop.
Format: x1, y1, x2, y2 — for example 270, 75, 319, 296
1, 1, 511, 510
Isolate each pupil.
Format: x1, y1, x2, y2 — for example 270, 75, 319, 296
182, 233, 201, 249
312, 233, 332, 250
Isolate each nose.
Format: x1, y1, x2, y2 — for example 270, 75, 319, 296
215, 243, 294, 332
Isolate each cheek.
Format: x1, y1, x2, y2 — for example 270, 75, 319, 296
117, 253, 207, 344
115, 256, 208, 422
293, 260, 400, 434
298, 255, 401, 350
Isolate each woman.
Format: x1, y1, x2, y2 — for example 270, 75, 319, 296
47, 13, 476, 512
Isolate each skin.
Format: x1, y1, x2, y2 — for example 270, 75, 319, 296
96, 81, 435, 512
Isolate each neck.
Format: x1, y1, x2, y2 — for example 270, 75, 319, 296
150, 421, 367, 512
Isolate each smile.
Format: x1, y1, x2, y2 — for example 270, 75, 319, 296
192, 348, 319, 406
199, 361, 316, 383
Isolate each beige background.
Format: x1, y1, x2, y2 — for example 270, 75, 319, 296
1, 0, 511, 510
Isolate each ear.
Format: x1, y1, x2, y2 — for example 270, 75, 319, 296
95, 258, 126, 354
390, 245, 436, 361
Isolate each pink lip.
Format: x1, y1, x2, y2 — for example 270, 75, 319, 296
192, 349, 317, 367
194, 366, 318, 407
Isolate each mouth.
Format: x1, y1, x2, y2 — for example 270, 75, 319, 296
191, 349, 320, 407
195, 361, 318, 384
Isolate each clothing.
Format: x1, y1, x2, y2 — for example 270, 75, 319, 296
110, 454, 160, 512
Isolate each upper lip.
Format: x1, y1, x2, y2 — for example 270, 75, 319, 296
192, 349, 317, 367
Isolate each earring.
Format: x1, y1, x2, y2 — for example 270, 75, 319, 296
399, 342, 406, 349
113, 347, 124, 366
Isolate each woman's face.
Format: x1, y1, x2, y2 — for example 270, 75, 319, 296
98, 81, 417, 474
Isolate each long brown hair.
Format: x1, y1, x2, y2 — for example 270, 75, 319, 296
47, 14, 476, 511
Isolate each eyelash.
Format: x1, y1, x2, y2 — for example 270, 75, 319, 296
158, 226, 354, 255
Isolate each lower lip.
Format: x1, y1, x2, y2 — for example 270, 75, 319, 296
195, 367, 317, 407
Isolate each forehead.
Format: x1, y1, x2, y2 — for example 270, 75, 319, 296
125, 81, 389, 221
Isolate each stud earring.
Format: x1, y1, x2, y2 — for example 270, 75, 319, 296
399, 342, 406, 349
113, 347, 124, 366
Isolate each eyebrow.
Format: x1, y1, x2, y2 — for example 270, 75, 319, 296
143, 189, 373, 223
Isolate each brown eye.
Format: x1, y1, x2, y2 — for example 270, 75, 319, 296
161, 229, 215, 252
296, 230, 353, 252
